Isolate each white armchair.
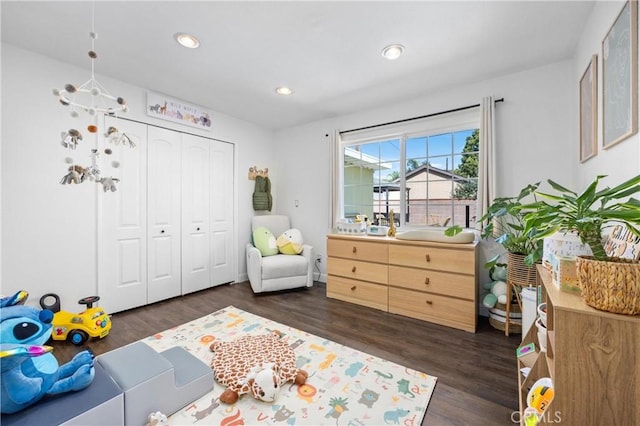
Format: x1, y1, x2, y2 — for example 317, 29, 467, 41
246, 215, 314, 293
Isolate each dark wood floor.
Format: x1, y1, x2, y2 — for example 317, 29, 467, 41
52, 281, 521, 425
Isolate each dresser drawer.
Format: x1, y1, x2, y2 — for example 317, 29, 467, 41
328, 257, 388, 284
389, 287, 476, 331
388, 243, 474, 274
388, 265, 475, 300
327, 237, 388, 263
327, 276, 388, 311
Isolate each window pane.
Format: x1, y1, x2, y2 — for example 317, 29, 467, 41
343, 139, 400, 223
406, 136, 427, 159
341, 129, 478, 228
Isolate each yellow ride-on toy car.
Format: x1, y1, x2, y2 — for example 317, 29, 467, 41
39, 294, 111, 345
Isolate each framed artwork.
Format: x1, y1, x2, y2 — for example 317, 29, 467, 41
580, 55, 598, 162
602, 0, 638, 149
146, 91, 212, 130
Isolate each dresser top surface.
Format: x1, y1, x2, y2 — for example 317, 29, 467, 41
327, 233, 478, 250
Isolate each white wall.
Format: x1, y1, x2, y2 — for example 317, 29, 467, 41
573, 0, 640, 189
1, 44, 274, 308
274, 1, 639, 291
275, 60, 575, 283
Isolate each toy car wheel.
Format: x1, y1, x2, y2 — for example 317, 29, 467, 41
69, 329, 88, 345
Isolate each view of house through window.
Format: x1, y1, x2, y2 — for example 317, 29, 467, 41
343, 128, 479, 228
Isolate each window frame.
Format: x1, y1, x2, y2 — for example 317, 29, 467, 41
338, 114, 479, 229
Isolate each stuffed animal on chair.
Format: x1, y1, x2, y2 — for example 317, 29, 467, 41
276, 228, 304, 255
209, 330, 308, 404
0, 291, 95, 414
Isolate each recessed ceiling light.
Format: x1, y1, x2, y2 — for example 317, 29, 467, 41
174, 33, 200, 49
381, 44, 405, 60
275, 86, 293, 96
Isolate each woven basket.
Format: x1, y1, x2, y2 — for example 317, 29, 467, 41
507, 252, 539, 287
488, 302, 522, 333
576, 256, 640, 315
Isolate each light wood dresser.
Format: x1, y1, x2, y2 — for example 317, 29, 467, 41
326, 234, 478, 332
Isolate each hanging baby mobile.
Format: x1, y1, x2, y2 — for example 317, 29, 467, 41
52, 3, 134, 192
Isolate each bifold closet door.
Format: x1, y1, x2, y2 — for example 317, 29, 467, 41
147, 126, 182, 303
210, 141, 235, 285
181, 134, 212, 294
99, 118, 148, 314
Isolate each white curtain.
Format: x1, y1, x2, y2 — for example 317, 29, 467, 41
477, 96, 496, 230
329, 130, 342, 229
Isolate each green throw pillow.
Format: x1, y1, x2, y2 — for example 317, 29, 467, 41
253, 227, 278, 256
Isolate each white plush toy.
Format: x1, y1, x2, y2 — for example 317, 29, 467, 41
482, 280, 508, 308
145, 411, 168, 426
276, 228, 303, 255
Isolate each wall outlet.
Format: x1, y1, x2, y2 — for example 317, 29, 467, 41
315, 254, 322, 263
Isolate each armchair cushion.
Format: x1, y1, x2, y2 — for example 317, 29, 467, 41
261, 253, 309, 280
253, 227, 278, 257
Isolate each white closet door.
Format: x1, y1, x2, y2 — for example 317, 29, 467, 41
147, 126, 182, 303
181, 134, 211, 294
99, 118, 147, 313
210, 141, 235, 285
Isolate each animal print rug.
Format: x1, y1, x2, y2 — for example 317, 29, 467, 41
143, 306, 437, 425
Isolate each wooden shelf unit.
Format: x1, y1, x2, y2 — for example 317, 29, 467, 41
518, 265, 640, 424
326, 234, 478, 332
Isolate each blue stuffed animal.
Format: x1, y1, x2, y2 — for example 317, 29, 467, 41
0, 291, 95, 414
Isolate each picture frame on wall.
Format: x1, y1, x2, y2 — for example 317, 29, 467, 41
580, 55, 598, 162
602, 0, 638, 149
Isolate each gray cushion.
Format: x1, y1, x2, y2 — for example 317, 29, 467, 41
160, 346, 212, 388
97, 342, 172, 390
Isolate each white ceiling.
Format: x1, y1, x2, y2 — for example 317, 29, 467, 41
1, 1, 594, 130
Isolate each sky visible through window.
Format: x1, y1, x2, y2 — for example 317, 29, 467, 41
358, 129, 475, 181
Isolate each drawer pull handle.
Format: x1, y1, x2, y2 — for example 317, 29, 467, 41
351, 286, 357, 291
425, 254, 431, 262
352, 266, 357, 273
424, 277, 430, 285
352, 246, 357, 253
426, 300, 433, 305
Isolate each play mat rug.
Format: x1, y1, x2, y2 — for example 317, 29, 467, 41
143, 305, 437, 425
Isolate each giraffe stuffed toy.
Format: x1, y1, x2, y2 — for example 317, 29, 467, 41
209, 330, 308, 404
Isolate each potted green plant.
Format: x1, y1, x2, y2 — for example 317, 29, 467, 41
447, 183, 544, 335
476, 182, 544, 269
447, 182, 544, 270
523, 174, 640, 315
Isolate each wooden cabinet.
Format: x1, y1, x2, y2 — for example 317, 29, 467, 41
388, 240, 477, 332
518, 266, 640, 424
327, 234, 477, 332
326, 236, 389, 312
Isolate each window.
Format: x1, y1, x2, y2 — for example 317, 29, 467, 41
339, 113, 479, 228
